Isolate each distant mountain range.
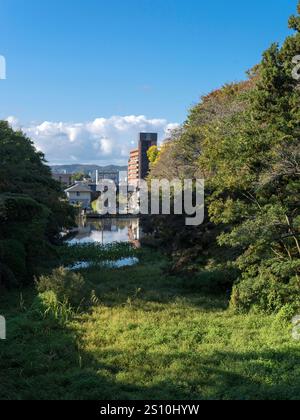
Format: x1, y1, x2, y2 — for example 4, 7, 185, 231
51, 164, 128, 175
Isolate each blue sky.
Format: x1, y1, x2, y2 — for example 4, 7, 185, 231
0, 0, 297, 164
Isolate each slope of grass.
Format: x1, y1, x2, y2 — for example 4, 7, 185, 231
0, 249, 299, 400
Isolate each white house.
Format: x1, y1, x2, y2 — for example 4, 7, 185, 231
65, 183, 92, 209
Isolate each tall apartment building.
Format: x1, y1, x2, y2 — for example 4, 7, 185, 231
128, 149, 139, 185
128, 133, 158, 185
138, 133, 158, 179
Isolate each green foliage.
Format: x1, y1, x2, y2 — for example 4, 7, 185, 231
230, 265, 300, 314
91, 199, 98, 212
0, 250, 299, 400
0, 121, 75, 287
147, 145, 160, 165
0, 239, 26, 282
36, 268, 88, 308
0, 261, 17, 289
179, 268, 236, 295
34, 291, 74, 324
59, 242, 136, 266
72, 172, 86, 182
148, 3, 300, 313
36, 242, 138, 308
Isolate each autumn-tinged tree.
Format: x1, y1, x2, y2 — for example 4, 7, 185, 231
148, 2, 300, 312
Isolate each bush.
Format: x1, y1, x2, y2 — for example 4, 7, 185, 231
275, 304, 300, 323
186, 267, 237, 294
32, 291, 74, 324
36, 267, 88, 307
230, 268, 300, 314
0, 262, 18, 289
0, 239, 27, 284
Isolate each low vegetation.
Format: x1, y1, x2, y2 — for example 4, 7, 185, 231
1, 248, 299, 400
59, 242, 136, 266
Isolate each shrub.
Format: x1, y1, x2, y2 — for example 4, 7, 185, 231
186, 267, 237, 294
230, 267, 300, 314
36, 267, 88, 307
33, 291, 74, 324
0, 239, 27, 284
275, 304, 300, 323
0, 262, 18, 289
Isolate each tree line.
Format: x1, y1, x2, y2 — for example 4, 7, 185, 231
147, 2, 300, 313
0, 121, 74, 288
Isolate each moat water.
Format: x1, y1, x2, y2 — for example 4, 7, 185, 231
68, 217, 142, 246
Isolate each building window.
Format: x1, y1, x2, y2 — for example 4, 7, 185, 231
76, 192, 80, 197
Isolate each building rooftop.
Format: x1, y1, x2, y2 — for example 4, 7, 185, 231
64, 183, 92, 193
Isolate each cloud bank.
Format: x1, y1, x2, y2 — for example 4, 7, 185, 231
6, 115, 179, 165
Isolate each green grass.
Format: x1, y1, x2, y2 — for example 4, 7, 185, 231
0, 249, 300, 400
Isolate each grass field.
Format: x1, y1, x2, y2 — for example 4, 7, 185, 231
0, 249, 300, 400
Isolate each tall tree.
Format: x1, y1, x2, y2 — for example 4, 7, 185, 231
0, 121, 74, 288
148, 2, 300, 312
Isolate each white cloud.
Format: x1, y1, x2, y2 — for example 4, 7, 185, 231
6, 116, 19, 128
5, 115, 179, 165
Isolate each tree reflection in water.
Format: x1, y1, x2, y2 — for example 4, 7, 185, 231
69, 217, 143, 247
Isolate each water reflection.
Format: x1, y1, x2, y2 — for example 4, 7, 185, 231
68, 217, 142, 246
68, 257, 140, 271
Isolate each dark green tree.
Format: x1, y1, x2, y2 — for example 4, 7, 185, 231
0, 121, 74, 288
148, 2, 300, 312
